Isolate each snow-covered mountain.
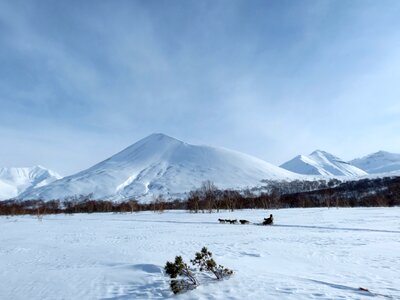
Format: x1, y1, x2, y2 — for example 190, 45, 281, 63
280, 150, 367, 177
19, 133, 299, 201
350, 151, 400, 174
0, 166, 62, 200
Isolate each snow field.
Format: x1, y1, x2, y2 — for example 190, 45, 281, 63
0, 207, 399, 299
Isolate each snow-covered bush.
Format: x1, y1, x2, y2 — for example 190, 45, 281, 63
191, 247, 233, 280
164, 256, 199, 294
164, 247, 233, 294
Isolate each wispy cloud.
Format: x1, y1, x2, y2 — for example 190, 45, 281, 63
1, 0, 400, 174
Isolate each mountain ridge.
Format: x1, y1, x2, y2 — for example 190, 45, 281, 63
0, 166, 61, 200
18, 133, 300, 202
280, 150, 367, 177
5, 136, 400, 201
350, 151, 400, 174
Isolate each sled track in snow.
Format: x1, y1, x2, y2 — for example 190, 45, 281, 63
274, 224, 400, 234
37, 217, 400, 233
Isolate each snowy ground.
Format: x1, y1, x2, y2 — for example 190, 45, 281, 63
1, 208, 399, 300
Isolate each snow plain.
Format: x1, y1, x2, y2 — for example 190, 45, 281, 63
1, 208, 399, 300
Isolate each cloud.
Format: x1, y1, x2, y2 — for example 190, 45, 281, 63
1, 0, 400, 174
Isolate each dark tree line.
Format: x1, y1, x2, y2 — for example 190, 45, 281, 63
255, 178, 342, 195
0, 198, 185, 216
185, 177, 400, 212
279, 176, 400, 208
1, 177, 399, 216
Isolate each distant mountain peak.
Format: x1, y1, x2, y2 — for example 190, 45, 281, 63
281, 150, 367, 177
372, 150, 391, 156
143, 133, 181, 142
310, 149, 327, 155
309, 150, 338, 159
19, 134, 299, 202
132, 133, 185, 148
350, 150, 400, 174
0, 166, 61, 200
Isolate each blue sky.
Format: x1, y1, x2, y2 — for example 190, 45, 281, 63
1, 0, 400, 175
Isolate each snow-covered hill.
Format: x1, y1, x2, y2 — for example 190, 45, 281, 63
280, 150, 367, 177
0, 166, 61, 200
19, 133, 299, 201
350, 151, 400, 174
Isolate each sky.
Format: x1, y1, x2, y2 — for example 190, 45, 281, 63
1, 0, 400, 176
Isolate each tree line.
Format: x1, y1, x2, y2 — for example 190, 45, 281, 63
1, 177, 399, 216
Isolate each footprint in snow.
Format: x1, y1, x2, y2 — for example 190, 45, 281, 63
131, 264, 163, 274
239, 251, 261, 258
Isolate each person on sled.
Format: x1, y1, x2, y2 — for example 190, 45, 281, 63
263, 214, 273, 225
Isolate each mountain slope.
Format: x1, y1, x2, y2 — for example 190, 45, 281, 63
0, 166, 62, 200
350, 151, 400, 174
280, 150, 367, 177
19, 133, 299, 201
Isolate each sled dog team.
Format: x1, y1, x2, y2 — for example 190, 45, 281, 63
218, 214, 273, 226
